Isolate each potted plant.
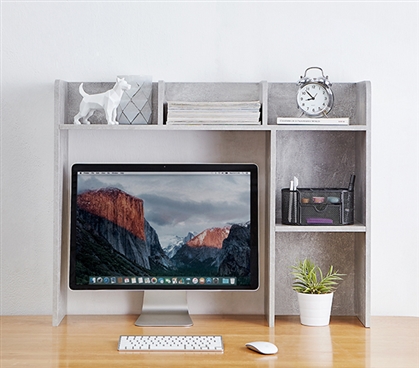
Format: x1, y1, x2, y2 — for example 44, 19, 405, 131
291, 258, 345, 326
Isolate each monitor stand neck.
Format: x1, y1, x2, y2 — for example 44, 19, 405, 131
135, 290, 193, 327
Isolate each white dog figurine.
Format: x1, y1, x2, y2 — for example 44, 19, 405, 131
74, 77, 131, 125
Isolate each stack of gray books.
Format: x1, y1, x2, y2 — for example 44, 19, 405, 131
166, 101, 261, 125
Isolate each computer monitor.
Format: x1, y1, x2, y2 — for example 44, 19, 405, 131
69, 163, 259, 326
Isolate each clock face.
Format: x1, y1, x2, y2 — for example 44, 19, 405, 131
297, 83, 333, 117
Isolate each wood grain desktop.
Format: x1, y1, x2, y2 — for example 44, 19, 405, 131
1, 315, 418, 367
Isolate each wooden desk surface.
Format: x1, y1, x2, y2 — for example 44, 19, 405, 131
1, 315, 418, 367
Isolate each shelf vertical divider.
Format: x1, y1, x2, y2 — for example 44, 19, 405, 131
157, 80, 165, 125
260, 80, 268, 126
266, 128, 277, 327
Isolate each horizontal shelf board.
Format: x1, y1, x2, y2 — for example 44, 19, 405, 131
272, 124, 367, 131
59, 124, 367, 132
59, 124, 270, 131
162, 124, 265, 130
275, 222, 366, 233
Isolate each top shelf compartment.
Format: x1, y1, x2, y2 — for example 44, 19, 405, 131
159, 81, 268, 126
268, 81, 370, 127
55, 80, 160, 126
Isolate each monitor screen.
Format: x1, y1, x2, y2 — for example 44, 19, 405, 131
69, 163, 259, 292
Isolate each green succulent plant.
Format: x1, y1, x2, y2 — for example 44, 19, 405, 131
291, 259, 345, 294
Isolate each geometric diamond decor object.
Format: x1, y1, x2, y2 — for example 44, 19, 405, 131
117, 112, 130, 125
133, 94, 147, 111
123, 101, 141, 121
140, 103, 152, 123
116, 75, 153, 124
131, 112, 147, 125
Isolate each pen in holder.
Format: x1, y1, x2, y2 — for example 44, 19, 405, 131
285, 179, 299, 225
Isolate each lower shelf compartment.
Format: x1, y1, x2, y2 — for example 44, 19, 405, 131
274, 232, 367, 319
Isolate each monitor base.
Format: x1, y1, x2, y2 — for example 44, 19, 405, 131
135, 290, 193, 327
135, 311, 193, 327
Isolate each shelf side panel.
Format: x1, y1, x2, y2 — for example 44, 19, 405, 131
354, 232, 370, 327
53, 80, 69, 326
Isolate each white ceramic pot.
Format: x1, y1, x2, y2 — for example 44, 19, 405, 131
297, 292, 334, 326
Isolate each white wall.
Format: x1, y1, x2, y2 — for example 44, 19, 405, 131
1, 1, 418, 317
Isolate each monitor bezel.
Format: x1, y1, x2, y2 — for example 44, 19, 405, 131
69, 163, 259, 291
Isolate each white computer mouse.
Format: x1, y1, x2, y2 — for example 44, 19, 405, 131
245, 341, 278, 355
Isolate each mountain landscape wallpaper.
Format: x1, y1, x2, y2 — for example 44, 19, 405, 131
71, 172, 253, 287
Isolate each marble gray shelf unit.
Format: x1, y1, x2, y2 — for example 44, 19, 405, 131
53, 80, 370, 328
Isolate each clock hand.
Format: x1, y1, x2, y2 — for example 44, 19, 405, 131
305, 90, 315, 100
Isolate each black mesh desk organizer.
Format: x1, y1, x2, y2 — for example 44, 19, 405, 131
281, 187, 354, 226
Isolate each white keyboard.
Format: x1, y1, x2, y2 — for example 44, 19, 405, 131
118, 335, 224, 352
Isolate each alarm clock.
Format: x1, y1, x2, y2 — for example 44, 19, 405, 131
297, 67, 334, 118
